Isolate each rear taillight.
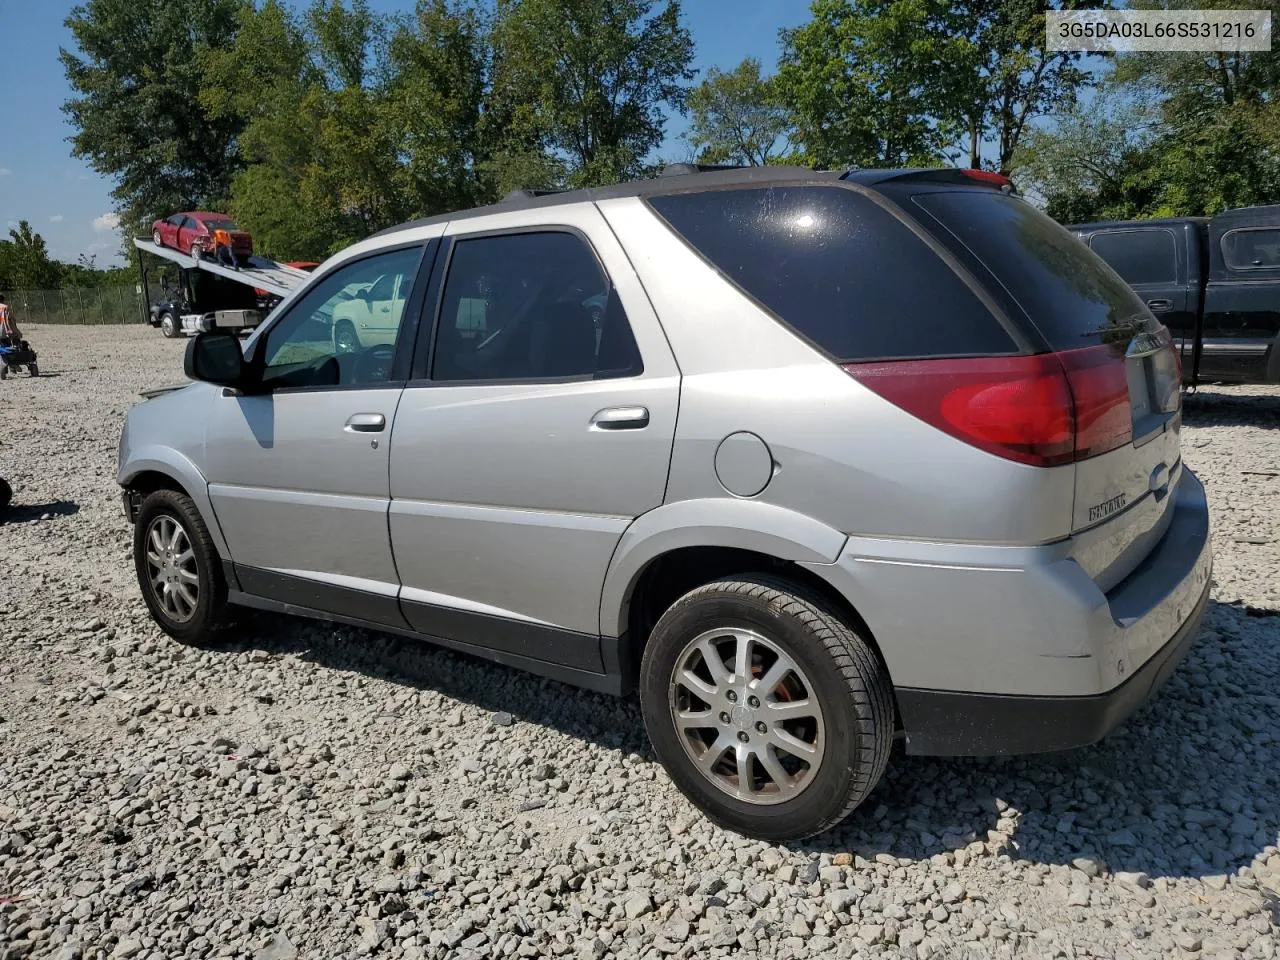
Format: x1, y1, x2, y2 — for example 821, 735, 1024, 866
843, 345, 1132, 467
959, 169, 1013, 189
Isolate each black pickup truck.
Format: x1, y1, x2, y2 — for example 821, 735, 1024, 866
1070, 205, 1280, 385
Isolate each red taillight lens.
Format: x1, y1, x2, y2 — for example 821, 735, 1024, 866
843, 346, 1132, 467
960, 169, 1012, 189
1058, 345, 1131, 459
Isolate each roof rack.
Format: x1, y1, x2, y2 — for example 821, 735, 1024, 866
501, 188, 569, 202
659, 163, 751, 178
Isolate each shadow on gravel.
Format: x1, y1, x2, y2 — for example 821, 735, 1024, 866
1183, 388, 1280, 429
0, 500, 80, 524
230, 597, 1279, 882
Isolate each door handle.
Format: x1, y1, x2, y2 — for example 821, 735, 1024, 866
344, 413, 386, 433
1146, 298, 1173, 313
590, 406, 649, 430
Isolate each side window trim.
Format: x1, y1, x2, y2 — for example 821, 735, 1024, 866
408, 224, 639, 385
1220, 226, 1280, 272
251, 239, 435, 394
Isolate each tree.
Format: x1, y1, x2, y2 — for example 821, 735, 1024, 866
1014, 89, 1163, 221
0, 222, 63, 289
942, 0, 1094, 173
490, 0, 695, 186
1018, 0, 1280, 221
60, 0, 249, 232
685, 58, 792, 166
383, 0, 494, 213
777, 0, 958, 169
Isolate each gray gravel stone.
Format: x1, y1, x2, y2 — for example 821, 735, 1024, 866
3, 330, 1279, 960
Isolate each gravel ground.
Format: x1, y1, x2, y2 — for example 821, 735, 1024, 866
3, 323, 1280, 960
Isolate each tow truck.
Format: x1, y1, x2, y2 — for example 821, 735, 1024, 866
133, 237, 314, 338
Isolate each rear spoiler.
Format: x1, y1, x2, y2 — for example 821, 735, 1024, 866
848, 168, 1018, 195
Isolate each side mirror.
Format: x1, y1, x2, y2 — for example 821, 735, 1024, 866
184, 331, 247, 387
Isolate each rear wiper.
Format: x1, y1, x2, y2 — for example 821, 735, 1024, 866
1079, 318, 1144, 338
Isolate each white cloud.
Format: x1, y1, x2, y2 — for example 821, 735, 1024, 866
0, 168, 11, 177
49, 215, 64, 223
92, 212, 120, 233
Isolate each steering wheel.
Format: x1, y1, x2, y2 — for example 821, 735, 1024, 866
353, 343, 396, 383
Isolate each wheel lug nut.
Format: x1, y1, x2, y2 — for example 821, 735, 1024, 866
726, 691, 737, 703
755, 721, 767, 734
748, 695, 760, 708
737, 731, 749, 743
719, 712, 731, 724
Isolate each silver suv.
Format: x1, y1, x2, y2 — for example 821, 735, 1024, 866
118, 166, 1212, 841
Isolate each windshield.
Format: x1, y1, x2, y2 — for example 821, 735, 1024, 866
910, 191, 1154, 349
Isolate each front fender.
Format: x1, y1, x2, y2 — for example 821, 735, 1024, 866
118, 445, 229, 561
599, 498, 848, 637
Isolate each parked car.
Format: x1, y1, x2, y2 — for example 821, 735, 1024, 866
118, 165, 1211, 841
151, 212, 254, 263
1069, 206, 1280, 385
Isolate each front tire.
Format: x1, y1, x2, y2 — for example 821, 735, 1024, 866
159, 312, 178, 338
152, 229, 163, 247
640, 576, 894, 842
28, 363, 37, 377
0, 477, 11, 511
133, 489, 230, 645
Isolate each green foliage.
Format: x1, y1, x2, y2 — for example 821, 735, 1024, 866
685, 58, 792, 166
0, 222, 63, 289
777, 0, 956, 169
1016, 0, 1280, 221
60, 0, 249, 233
777, 0, 1093, 172
491, 0, 695, 186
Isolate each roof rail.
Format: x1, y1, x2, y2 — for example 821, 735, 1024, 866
659, 162, 751, 178
501, 187, 568, 202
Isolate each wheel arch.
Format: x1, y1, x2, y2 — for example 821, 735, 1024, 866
601, 500, 896, 709
119, 449, 230, 561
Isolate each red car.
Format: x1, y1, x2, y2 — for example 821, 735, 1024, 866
151, 212, 253, 262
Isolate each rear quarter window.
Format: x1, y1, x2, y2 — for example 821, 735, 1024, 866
646, 185, 1016, 362
910, 191, 1153, 349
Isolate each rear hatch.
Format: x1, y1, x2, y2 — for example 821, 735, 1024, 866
880, 177, 1184, 589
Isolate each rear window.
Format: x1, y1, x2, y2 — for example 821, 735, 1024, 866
1089, 229, 1176, 285
647, 185, 1015, 362
911, 191, 1151, 349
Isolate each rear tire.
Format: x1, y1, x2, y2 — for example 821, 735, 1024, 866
0, 365, 7, 381
28, 363, 37, 377
0, 477, 11, 511
640, 575, 894, 842
190, 242, 203, 262
133, 489, 230, 645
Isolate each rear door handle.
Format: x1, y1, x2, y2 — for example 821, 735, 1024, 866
345, 413, 386, 433
1146, 298, 1173, 312
590, 406, 649, 430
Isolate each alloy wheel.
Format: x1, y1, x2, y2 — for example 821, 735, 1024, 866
668, 627, 826, 805
144, 515, 199, 622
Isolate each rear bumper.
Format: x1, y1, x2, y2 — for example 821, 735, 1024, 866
805, 467, 1213, 756
895, 574, 1209, 756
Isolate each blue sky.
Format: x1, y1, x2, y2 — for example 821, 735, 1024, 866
0, 0, 812, 269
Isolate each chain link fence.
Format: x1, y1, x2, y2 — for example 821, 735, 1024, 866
0, 286, 153, 325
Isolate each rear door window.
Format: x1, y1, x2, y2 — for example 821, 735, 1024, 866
1088, 230, 1177, 285
1221, 227, 1280, 269
647, 185, 1016, 362
911, 191, 1153, 349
